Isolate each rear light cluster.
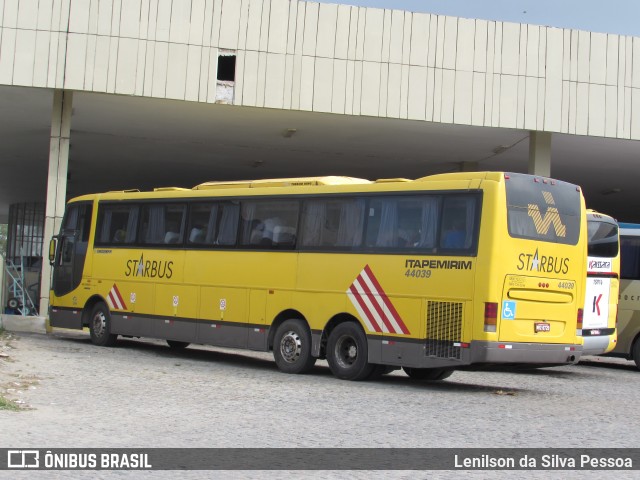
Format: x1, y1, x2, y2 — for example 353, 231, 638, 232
505, 173, 578, 190
576, 308, 583, 335
484, 302, 498, 333
532, 178, 556, 185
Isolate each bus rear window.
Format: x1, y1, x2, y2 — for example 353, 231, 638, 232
505, 173, 581, 245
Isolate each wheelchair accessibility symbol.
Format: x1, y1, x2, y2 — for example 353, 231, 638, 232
502, 301, 516, 320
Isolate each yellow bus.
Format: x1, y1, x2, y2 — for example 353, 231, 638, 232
581, 210, 619, 355
48, 172, 587, 381
612, 223, 640, 369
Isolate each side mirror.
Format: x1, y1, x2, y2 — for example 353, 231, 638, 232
49, 238, 57, 266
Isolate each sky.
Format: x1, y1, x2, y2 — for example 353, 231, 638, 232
314, 0, 640, 37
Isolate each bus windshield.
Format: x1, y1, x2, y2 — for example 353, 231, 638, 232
587, 219, 618, 258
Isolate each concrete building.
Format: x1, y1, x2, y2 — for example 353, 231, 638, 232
0, 0, 639, 315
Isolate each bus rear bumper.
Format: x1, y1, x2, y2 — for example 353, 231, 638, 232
581, 335, 614, 356
469, 341, 582, 365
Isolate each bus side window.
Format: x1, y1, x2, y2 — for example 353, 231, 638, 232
216, 203, 239, 246
241, 200, 299, 248
300, 199, 364, 249
96, 204, 139, 245
364, 196, 439, 250
188, 203, 217, 245
440, 196, 476, 250
187, 202, 239, 247
141, 204, 186, 245
621, 237, 640, 280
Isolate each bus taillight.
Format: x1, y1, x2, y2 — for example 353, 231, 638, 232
484, 302, 498, 332
577, 308, 584, 334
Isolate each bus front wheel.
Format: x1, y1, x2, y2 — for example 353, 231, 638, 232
273, 319, 316, 374
326, 322, 375, 381
403, 367, 454, 381
89, 303, 118, 347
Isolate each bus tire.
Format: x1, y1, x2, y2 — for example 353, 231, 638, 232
89, 302, 118, 347
273, 319, 316, 374
403, 367, 454, 381
326, 322, 375, 381
632, 338, 640, 370
167, 340, 190, 350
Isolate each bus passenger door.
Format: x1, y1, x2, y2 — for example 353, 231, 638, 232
53, 203, 93, 298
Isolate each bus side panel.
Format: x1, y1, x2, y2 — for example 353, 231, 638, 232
185, 250, 298, 350
296, 253, 476, 368
615, 279, 640, 356
109, 281, 155, 336
197, 286, 248, 348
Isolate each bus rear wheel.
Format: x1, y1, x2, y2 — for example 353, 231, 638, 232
89, 302, 118, 347
403, 367, 453, 381
326, 322, 375, 381
273, 319, 316, 374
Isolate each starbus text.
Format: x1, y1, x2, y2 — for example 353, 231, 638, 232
125, 255, 174, 279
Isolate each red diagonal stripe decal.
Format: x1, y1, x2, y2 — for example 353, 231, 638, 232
112, 284, 127, 309
349, 284, 382, 332
347, 265, 410, 335
354, 275, 395, 333
363, 265, 410, 334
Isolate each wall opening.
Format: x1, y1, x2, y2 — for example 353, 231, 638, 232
216, 51, 236, 104
217, 55, 236, 82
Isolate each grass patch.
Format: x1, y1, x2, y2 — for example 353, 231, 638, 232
0, 395, 20, 411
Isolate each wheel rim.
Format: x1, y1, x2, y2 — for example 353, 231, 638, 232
334, 334, 358, 369
280, 330, 302, 363
92, 311, 107, 338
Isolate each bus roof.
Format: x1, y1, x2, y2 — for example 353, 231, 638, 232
416, 171, 504, 182
193, 176, 372, 190
67, 171, 548, 203
586, 210, 617, 223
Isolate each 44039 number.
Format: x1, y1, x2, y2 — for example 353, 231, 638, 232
405, 269, 432, 278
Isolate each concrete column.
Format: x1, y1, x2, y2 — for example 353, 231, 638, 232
528, 131, 552, 177
39, 90, 73, 317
